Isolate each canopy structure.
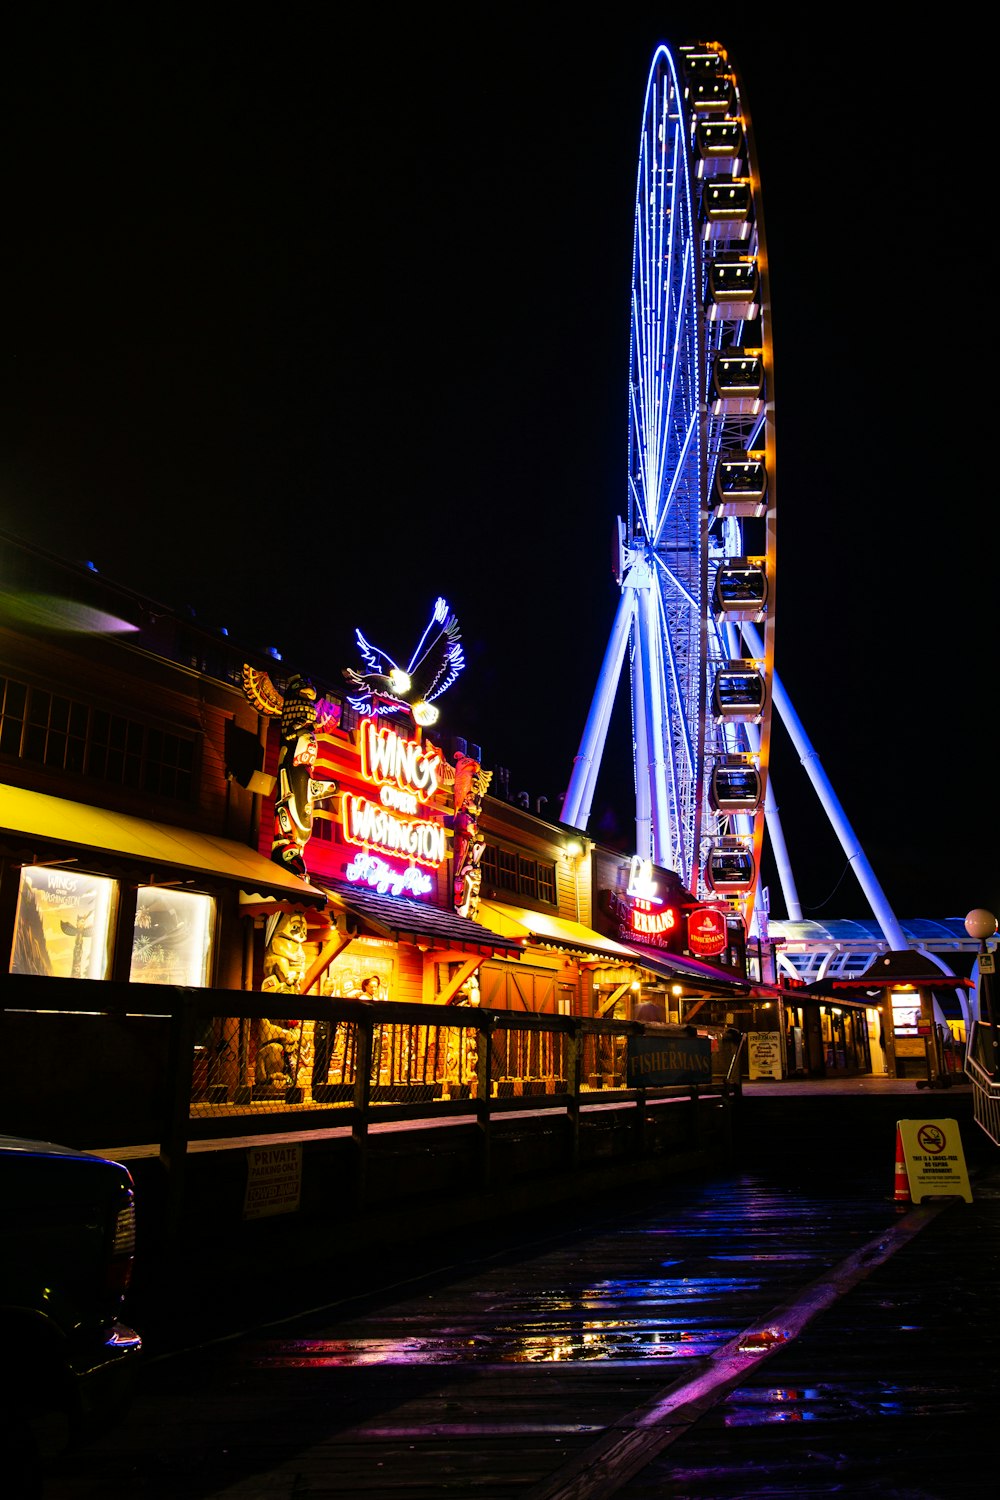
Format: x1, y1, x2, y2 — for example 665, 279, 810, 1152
318, 880, 524, 960
795, 949, 974, 1030
799, 948, 974, 995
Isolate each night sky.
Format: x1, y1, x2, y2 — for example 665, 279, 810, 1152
1, 10, 991, 924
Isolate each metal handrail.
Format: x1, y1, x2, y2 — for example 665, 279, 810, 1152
724, 1029, 746, 1095
965, 1023, 1000, 1146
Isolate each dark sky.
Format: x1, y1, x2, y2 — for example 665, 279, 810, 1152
1, 9, 991, 924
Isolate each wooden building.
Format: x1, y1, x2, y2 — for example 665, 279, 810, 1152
0, 533, 325, 1002
0, 532, 752, 1113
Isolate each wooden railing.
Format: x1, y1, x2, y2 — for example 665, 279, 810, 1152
1, 972, 739, 1148
2, 973, 745, 1240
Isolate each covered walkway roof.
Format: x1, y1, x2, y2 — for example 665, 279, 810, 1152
768, 916, 981, 952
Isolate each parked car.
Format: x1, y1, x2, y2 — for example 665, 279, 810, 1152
0, 1134, 142, 1496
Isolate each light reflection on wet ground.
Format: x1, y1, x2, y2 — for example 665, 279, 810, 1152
249, 1320, 734, 1366
44, 1150, 1000, 1500
243, 1178, 892, 1373
718, 1382, 977, 1426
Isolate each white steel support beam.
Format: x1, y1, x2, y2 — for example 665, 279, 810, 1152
633, 601, 651, 859
563, 588, 635, 830
743, 720, 802, 923
744, 623, 907, 951
638, 583, 671, 869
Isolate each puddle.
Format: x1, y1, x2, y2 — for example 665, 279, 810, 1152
248, 1320, 734, 1365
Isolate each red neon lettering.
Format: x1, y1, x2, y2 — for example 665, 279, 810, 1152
360, 720, 441, 803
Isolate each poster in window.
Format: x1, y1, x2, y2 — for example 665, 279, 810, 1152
130, 887, 215, 987
9, 866, 116, 979
891, 992, 920, 1037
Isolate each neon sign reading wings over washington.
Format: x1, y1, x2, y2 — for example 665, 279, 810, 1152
340, 721, 447, 869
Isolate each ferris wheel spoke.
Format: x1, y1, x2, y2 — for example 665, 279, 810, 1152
628, 360, 653, 535
638, 86, 693, 540
660, 656, 697, 788
637, 121, 669, 467
652, 404, 698, 549
653, 197, 695, 535
627, 469, 649, 541
647, 83, 676, 359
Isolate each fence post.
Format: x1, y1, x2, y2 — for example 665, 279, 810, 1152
160, 987, 197, 1243
566, 1024, 581, 1169
475, 1017, 493, 1187
635, 1085, 649, 1156
687, 1082, 701, 1150
352, 1014, 374, 1202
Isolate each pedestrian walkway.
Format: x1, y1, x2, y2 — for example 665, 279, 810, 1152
743, 1074, 971, 1095
43, 1081, 998, 1500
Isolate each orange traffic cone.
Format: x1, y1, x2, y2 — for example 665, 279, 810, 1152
893, 1127, 910, 1204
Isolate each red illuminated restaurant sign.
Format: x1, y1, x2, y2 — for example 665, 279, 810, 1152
687, 905, 728, 957
604, 857, 680, 950
628, 901, 677, 940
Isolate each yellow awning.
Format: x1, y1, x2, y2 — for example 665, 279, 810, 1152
0, 782, 326, 909
477, 899, 748, 993
476, 900, 640, 961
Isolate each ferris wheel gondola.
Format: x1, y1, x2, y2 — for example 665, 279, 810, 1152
564, 40, 777, 928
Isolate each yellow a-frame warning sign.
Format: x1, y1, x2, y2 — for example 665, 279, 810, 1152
897, 1118, 973, 1203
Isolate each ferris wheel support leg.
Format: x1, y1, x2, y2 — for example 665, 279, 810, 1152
562, 588, 635, 830
637, 586, 671, 868
744, 722, 802, 921
761, 770, 802, 922
744, 624, 907, 950
632, 612, 651, 859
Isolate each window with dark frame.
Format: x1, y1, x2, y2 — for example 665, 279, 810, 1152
483, 841, 557, 907
480, 844, 499, 885
497, 848, 518, 888
0, 674, 196, 804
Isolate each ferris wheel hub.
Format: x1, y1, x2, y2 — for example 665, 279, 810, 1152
621, 550, 654, 589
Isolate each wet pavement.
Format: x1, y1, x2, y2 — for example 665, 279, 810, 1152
41, 1079, 1000, 1499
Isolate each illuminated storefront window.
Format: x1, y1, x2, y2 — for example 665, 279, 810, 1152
130, 887, 216, 987
9, 866, 116, 979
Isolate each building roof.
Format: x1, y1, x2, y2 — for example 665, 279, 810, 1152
318, 880, 524, 958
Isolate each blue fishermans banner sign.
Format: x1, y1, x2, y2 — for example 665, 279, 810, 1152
626, 1033, 712, 1086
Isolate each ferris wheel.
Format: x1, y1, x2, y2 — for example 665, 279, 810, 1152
563, 40, 777, 927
